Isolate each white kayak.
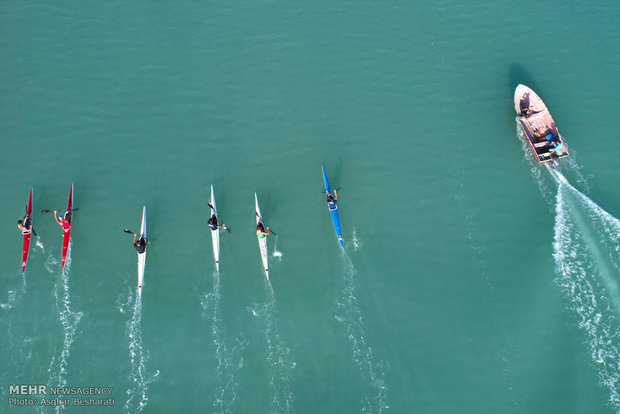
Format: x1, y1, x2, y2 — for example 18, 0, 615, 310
210, 185, 220, 272
137, 206, 147, 297
255, 193, 269, 279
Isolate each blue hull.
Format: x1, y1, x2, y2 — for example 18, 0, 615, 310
322, 166, 343, 246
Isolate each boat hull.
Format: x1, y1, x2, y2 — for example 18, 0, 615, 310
210, 185, 220, 272
21, 188, 33, 273
255, 193, 269, 279
137, 206, 146, 297
322, 166, 343, 246
61, 184, 73, 268
514, 84, 569, 164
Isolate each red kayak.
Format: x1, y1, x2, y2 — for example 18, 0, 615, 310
21, 188, 33, 273
61, 184, 73, 268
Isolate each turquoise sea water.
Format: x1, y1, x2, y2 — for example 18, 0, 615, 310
1, 1, 620, 413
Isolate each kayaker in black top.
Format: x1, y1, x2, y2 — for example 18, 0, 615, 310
208, 214, 224, 231
133, 234, 148, 254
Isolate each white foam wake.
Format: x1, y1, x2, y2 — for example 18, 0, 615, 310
1, 289, 18, 310
272, 236, 283, 259
551, 172, 620, 411
125, 292, 158, 413
350, 228, 362, 252
46, 242, 83, 413
201, 271, 239, 413
247, 282, 295, 413
336, 252, 389, 413
36, 237, 45, 253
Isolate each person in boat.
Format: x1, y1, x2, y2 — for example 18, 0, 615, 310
208, 214, 224, 231
520, 93, 532, 117
133, 233, 148, 254
550, 140, 564, 157
256, 221, 270, 239
17, 215, 32, 234
53, 210, 71, 232
544, 134, 562, 152
327, 190, 338, 210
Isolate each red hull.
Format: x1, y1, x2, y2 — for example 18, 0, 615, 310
21, 188, 33, 273
61, 184, 73, 268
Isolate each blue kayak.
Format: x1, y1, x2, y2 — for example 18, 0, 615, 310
322, 165, 343, 246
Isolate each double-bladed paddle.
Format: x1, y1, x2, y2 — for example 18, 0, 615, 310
41, 208, 80, 213
123, 229, 153, 242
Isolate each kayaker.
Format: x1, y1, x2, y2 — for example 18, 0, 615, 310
208, 214, 224, 231
133, 234, 148, 254
256, 221, 270, 238
327, 191, 338, 210
17, 215, 32, 234
53, 210, 71, 232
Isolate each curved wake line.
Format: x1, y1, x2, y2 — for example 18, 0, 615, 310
337, 251, 389, 413
248, 282, 295, 413
518, 122, 620, 410
553, 186, 620, 411
125, 292, 157, 413
201, 271, 239, 413
45, 242, 83, 413
550, 168, 620, 263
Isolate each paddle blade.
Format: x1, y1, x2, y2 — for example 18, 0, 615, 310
41, 209, 53, 213
123, 229, 134, 234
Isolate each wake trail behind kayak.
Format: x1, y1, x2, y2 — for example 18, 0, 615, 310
45, 242, 83, 413
247, 281, 295, 413
1, 271, 30, 404
125, 290, 158, 413
336, 251, 389, 414
201, 270, 240, 413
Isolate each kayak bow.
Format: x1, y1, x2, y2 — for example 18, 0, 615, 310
322, 166, 343, 246
255, 193, 269, 279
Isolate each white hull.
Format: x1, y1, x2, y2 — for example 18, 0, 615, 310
210, 185, 220, 272
255, 193, 269, 279
137, 206, 146, 297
